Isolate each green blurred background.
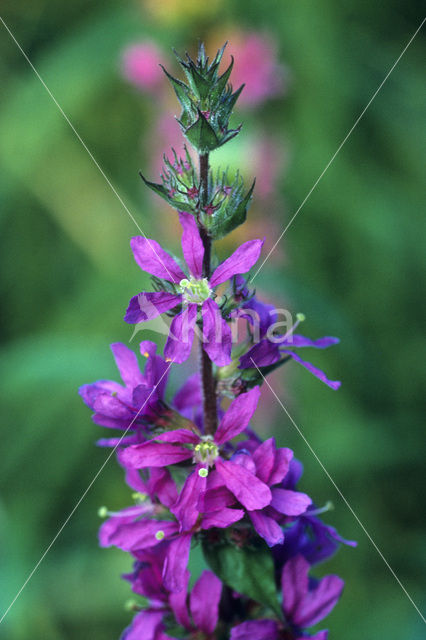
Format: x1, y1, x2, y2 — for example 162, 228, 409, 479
0, 1, 425, 638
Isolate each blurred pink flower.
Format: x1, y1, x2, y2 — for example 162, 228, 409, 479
122, 42, 166, 92
224, 33, 286, 107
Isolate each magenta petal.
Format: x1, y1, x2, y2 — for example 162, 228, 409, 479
132, 384, 156, 410
230, 620, 279, 640
296, 573, 344, 627
269, 447, 294, 486
198, 485, 236, 512
130, 236, 186, 283
154, 429, 200, 444
171, 469, 207, 531
283, 351, 341, 390
287, 335, 340, 349
215, 458, 271, 511
190, 571, 222, 634
215, 386, 261, 445
282, 554, 309, 618
252, 438, 276, 483
121, 610, 164, 640
179, 211, 204, 278
210, 239, 264, 287
119, 441, 192, 469
162, 533, 192, 593
271, 488, 312, 516
99, 506, 150, 547
249, 510, 284, 547
201, 507, 244, 529
164, 304, 198, 363
105, 519, 178, 552
307, 632, 328, 640
93, 393, 133, 419
124, 291, 181, 323
110, 343, 143, 388
239, 339, 280, 369
79, 380, 123, 409
148, 468, 178, 508
125, 468, 148, 493
201, 299, 232, 366
173, 373, 201, 411
282, 555, 344, 628
169, 570, 191, 630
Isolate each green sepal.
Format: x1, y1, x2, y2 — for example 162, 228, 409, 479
210, 57, 234, 103
159, 65, 194, 112
240, 356, 292, 388
202, 533, 282, 618
139, 173, 197, 214
182, 111, 220, 153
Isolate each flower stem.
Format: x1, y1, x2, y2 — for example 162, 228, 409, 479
198, 152, 218, 435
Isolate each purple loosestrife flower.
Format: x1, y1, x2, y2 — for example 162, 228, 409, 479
119, 387, 273, 513
231, 554, 344, 640
122, 563, 222, 640
101, 452, 243, 593
124, 211, 263, 364
101, 497, 243, 593
79, 340, 170, 447
199, 437, 312, 547
237, 299, 341, 389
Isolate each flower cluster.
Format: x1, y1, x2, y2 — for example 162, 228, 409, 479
81, 43, 354, 639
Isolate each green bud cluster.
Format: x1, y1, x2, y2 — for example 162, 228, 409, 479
140, 42, 255, 242
140, 147, 199, 215
162, 43, 243, 154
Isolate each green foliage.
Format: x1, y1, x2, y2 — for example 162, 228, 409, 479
202, 532, 282, 617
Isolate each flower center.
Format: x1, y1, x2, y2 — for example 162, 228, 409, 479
179, 276, 212, 305
193, 435, 219, 466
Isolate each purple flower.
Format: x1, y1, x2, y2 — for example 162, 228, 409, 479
122, 566, 222, 640
168, 569, 222, 636
238, 308, 341, 390
231, 554, 344, 639
124, 211, 263, 364
275, 510, 357, 568
199, 438, 312, 548
119, 387, 274, 514
79, 341, 170, 445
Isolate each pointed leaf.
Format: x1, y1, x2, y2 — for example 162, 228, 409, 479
202, 535, 282, 617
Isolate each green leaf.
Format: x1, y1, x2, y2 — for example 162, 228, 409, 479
183, 112, 219, 153
202, 535, 282, 617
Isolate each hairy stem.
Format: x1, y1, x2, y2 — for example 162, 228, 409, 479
198, 152, 218, 435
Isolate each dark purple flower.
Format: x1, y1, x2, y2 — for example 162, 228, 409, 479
275, 510, 357, 568
231, 554, 343, 639
124, 211, 263, 364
